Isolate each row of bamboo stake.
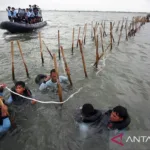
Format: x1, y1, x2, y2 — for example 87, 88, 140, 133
10, 16, 148, 103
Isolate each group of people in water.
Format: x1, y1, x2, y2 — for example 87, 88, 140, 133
0, 69, 131, 137
6, 4, 42, 24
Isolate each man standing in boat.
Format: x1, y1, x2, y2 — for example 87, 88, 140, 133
6, 6, 12, 21
11, 7, 17, 22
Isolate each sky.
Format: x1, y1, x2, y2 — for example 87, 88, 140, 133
0, 0, 150, 12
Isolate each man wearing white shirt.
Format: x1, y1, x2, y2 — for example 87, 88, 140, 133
39, 69, 69, 91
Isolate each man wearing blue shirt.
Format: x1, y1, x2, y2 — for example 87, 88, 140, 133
39, 69, 69, 91
6, 6, 12, 21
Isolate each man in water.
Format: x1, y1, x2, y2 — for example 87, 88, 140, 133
0, 91, 11, 135
6, 6, 12, 21
37, 69, 69, 91
76, 103, 131, 131
0, 81, 36, 105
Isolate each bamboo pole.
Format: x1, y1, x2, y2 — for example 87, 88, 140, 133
42, 40, 53, 59
84, 24, 87, 45
117, 19, 124, 46
11, 41, 15, 81
53, 54, 63, 102
91, 21, 93, 38
17, 41, 30, 78
116, 21, 120, 32
125, 20, 128, 41
103, 21, 107, 37
72, 28, 75, 54
82, 24, 86, 46
76, 27, 81, 48
95, 35, 99, 68
100, 27, 104, 53
38, 32, 44, 65
112, 22, 115, 29
93, 43, 110, 66
93, 27, 96, 46
58, 30, 61, 60
60, 46, 73, 86
110, 22, 113, 50
78, 39, 88, 78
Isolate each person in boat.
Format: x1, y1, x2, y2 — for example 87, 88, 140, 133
37, 69, 69, 91
25, 8, 31, 23
29, 5, 33, 11
0, 90, 11, 135
0, 81, 36, 105
75, 103, 131, 131
6, 6, 12, 21
11, 7, 17, 22
29, 9, 35, 24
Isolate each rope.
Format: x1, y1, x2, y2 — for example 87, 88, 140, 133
5, 87, 83, 104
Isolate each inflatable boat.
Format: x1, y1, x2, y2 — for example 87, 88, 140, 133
0, 21, 47, 33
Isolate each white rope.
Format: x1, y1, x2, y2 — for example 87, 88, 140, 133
5, 87, 83, 104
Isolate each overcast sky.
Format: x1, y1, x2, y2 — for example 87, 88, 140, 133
0, 0, 150, 12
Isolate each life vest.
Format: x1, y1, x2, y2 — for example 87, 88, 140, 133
11, 86, 32, 105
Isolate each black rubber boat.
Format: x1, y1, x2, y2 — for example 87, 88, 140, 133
0, 21, 47, 33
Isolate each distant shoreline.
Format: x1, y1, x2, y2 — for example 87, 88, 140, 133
0, 10, 148, 14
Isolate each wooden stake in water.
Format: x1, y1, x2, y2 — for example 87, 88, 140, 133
93, 27, 96, 46
58, 30, 61, 60
91, 21, 93, 38
78, 39, 88, 78
76, 27, 81, 48
116, 21, 120, 32
103, 21, 107, 37
60, 46, 73, 86
84, 24, 87, 45
112, 22, 115, 29
17, 41, 30, 78
72, 28, 75, 54
125, 20, 128, 41
100, 27, 104, 53
11, 41, 15, 81
42, 40, 53, 59
39, 32, 44, 65
110, 22, 113, 50
53, 53, 63, 103
117, 19, 124, 46
82, 24, 86, 45
95, 35, 99, 68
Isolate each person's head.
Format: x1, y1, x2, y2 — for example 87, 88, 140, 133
8, 6, 11, 10
110, 106, 128, 122
15, 81, 26, 94
81, 103, 95, 117
50, 69, 57, 82
26, 8, 29, 11
12, 7, 15, 11
29, 5, 31, 8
